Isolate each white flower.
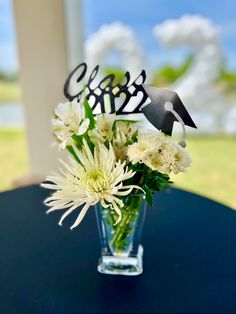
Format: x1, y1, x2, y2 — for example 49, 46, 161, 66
52, 100, 89, 149
127, 131, 167, 164
89, 113, 116, 144
143, 151, 167, 173
143, 142, 175, 174
148, 141, 191, 175
113, 130, 128, 162
139, 131, 167, 145
170, 142, 192, 174
127, 141, 149, 164
128, 131, 191, 175
41, 140, 142, 229
111, 121, 137, 162
116, 121, 137, 142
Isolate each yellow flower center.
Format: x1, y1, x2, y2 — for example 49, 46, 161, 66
150, 157, 162, 168
101, 123, 110, 133
86, 169, 108, 193
175, 152, 182, 162
147, 152, 163, 169
138, 143, 148, 152
87, 169, 104, 181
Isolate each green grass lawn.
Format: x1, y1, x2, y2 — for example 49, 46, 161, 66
0, 128, 29, 190
0, 82, 22, 102
0, 128, 235, 209
174, 136, 236, 209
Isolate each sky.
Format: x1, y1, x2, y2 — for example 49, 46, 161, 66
0, 0, 18, 70
0, 0, 236, 71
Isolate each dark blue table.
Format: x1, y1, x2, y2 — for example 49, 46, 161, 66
0, 185, 236, 314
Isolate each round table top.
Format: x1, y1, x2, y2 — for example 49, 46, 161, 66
0, 185, 236, 314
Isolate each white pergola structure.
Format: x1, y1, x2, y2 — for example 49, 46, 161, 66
13, 0, 83, 185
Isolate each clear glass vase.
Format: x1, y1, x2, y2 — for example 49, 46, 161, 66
95, 194, 147, 276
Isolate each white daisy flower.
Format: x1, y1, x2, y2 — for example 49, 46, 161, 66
127, 131, 167, 164
53, 100, 90, 149
170, 142, 192, 174
41, 140, 142, 229
143, 150, 167, 173
127, 141, 149, 164
143, 141, 191, 175
143, 142, 173, 174
127, 131, 191, 175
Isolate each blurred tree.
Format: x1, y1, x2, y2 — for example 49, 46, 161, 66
151, 55, 193, 87
217, 68, 236, 93
0, 70, 19, 82
104, 68, 125, 85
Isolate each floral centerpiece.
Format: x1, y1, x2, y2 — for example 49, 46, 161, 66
42, 97, 191, 276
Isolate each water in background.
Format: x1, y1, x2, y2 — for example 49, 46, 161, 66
0, 102, 25, 127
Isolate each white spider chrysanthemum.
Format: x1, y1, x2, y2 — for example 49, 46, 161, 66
52, 100, 89, 149
41, 140, 142, 229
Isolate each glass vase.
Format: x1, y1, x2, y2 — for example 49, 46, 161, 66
95, 194, 147, 276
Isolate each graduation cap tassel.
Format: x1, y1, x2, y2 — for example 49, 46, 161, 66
164, 102, 187, 148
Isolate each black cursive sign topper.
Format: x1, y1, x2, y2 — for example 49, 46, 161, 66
64, 62, 148, 115
63, 62, 197, 135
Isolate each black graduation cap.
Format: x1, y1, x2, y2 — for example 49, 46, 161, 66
141, 85, 197, 135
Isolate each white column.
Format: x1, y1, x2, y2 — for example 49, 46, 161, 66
13, 0, 83, 185
64, 0, 84, 70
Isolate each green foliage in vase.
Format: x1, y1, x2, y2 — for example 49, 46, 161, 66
127, 163, 171, 206
103, 195, 143, 252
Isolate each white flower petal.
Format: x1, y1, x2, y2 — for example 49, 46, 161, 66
70, 203, 91, 229
42, 140, 141, 229
52, 100, 90, 148
58, 203, 81, 226
78, 118, 90, 135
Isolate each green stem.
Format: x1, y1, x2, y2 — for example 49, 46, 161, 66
111, 196, 142, 252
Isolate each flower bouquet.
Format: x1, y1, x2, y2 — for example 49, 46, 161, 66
42, 97, 191, 276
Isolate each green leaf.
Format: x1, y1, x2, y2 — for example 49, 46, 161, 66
84, 133, 95, 154
83, 98, 95, 130
72, 134, 83, 149
115, 119, 138, 124
66, 145, 81, 164
143, 185, 154, 206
